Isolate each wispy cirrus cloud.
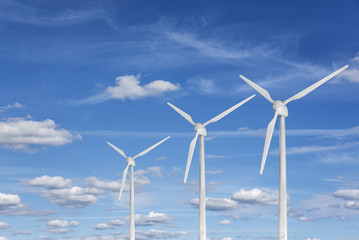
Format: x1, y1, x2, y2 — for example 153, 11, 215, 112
0, 0, 110, 27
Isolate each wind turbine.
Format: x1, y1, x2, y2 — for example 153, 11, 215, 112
107, 136, 170, 240
239, 65, 348, 240
167, 94, 255, 240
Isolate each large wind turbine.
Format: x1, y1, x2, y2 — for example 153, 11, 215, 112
107, 136, 170, 240
167, 94, 255, 240
239, 65, 348, 240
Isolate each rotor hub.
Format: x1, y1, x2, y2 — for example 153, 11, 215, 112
194, 123, 207, 136
126, 157, 135, 166
273, 101, 288, 117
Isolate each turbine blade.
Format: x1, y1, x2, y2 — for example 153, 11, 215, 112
203, 94, 256, 127
133, 136, 170, 159
184, 133, 199, 183
284, 65, 349, 104
107, 142, 127, 159
239, 75, 274, 103
119, 163, 130, 200
167, 102, 195, 125
260, 112, 278, 175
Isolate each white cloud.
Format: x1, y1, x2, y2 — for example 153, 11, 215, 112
189, 197, 238, 211
45, 228, 68, 234
0, 237, 9, 240
298, 216, 314, 222
0, 102, 23, 112
340, 52, 359, 83
134, 211, 175, 226
37, 235, 50, 239
0, 221, 10, 229
12, 230, 33, 235
136, 229, 188, 239
0, 192, 53, 216
85, 177, 121, 192
333, 189, 359, 200
232, 188, 279, 205
188, 77, 217, 94
0, 117, 79, 151
104, 74, 179, 101
305, 238, 320, 240
0, 192, 20, 206
93, 219, 125, 230
22, 175, 72, 189
41, 186, 101, 208
109, 219, 125, 226
222, 238, 232, 240
345, 201, 359, 210
219, 219, 231, 225
206, 169, 224, 175
93, 223, 114, 230
46, 219, 79, 228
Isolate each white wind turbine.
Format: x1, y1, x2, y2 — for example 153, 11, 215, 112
107, 136, 170, 240
167, 94, 255, 240
239, 65, 348, 240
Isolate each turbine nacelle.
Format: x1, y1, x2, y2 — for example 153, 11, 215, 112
273, 101, 288, 117
126, 157, 136, 166
194, 123, 207, 137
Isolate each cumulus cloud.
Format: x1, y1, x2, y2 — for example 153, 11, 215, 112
46, 219, 79, 228
298, 216, 314, 222
134, 211, 175, 226
333, 189, 359, 200
22, 175, 72, 189
0, 117, 80, 151
106, 74, 180, 100
0, 237, 9, 240
189, 197, 238, 211
136, 229, 188, 239
232, 188, 279, 205
85, 177, 121, 192
93, 219, 124, 230
0, 102, 23, 112
219, 219, 231, 225
340, 52, 359, 83
345, 201, 359, 210
23, 175, 103, 208
0, 221, 10, 229
41, 186, 101, 208
85, 167, 157, 193
93, 223, 114, 230
0, 192, 53, 216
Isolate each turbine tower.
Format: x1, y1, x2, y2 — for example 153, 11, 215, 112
239, 65, 348, 240
167, 95, 255, 240
107, 136, 170, 240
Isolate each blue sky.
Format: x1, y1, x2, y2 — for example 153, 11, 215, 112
0, 0, 359, 239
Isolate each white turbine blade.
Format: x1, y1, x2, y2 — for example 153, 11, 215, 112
184, 133, 199, 183
260, 112, 278, 175
133, 136, 170, 159
119, 163, 130, 200
284, 65, 349, 104
167, 102, 195, 125
239, 75, 274, 103
107, 142, 127, 159
203, 94, 256, 127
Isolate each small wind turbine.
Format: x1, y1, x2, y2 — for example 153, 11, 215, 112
239, 65, 348, 240
167, 95, 255, 240
107, 136, 170, 240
